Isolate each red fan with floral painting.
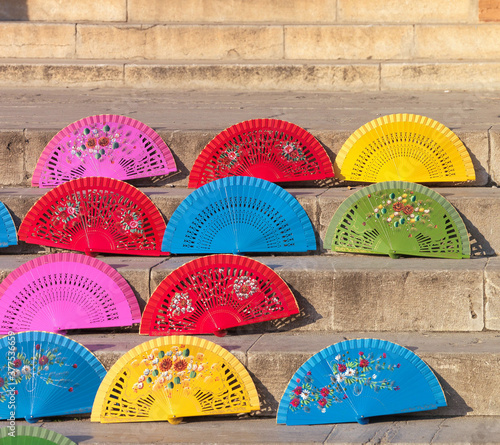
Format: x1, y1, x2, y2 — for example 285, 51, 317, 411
18, 177, 167, 256
188, 119, 334, 187
140, 254, 299, 337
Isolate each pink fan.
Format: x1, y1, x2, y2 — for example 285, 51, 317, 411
0, 253, 140, 334
32, 115, 177, 187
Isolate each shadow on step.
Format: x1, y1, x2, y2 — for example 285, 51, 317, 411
459, 210, 494, 257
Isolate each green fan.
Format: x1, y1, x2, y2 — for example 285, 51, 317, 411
325, 181, 470, 259
0, 425, 76, 445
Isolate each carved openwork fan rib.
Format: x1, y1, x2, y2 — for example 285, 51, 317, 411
19, 177, 167, 256
334, 114, 475, 183
162, 176, 316, 254
277, 338, 446, 425
324, 181, 470, 259
91, 335, 260, 424
32, 114, 176, 187
0, 253, 140, 334
0, 331, 106, 423
140, 254, 299, 336
189, 119, 334, 187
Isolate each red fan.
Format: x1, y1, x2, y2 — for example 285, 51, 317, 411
18, 177, 167, 256
140, 254, 299, 337
188, 119, 334, 187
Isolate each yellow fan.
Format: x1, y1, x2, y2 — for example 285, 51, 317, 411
91, 336, 260, 424
334, 114, 475, 183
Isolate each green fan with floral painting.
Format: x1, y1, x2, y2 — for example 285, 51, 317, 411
325, 181, 470, 259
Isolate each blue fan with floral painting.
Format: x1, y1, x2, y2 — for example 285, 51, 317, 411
0, 331, 106, 423
277, 338, 446, 425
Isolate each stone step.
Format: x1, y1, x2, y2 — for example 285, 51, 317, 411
0, 0, 488, 24
3, 59, 500, 92
4, 23, 500, 61
51, 331, 500, 417
11, 416, 500, 444
0, 89, 496, 187
2, 254, 499, 332
1, 187, 499, 255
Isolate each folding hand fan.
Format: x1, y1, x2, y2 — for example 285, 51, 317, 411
277, 338, 446, 425
18, 177, 167, 256
162, 176, 316, 254
0, 426, 76, 445
91, 335, 260, 424
334, 114, 475, 183
0, 331, 106, 423
324, 181, 470, 259
188, 118, 334, 187
32, 114, 176, 188
0, 202, 17, 248
0, 253, 140, 334
140, 254, 299, 337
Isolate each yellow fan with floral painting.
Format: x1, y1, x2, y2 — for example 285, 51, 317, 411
91, 336, 260, 424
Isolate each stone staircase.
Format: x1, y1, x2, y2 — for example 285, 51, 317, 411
2, 1, 500, 444
1, 0, 500, 90
2, 89, 500, 444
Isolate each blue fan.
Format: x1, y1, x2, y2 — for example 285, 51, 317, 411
162, 176, 316, 253
0, 202, 17, 247
277, 338, 446, 425
0, 331, 106, 423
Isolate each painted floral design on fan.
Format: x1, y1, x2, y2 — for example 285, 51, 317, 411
232, 276, 259, 300
131, 345, 221, 395
288, 350, 400, 414
277, 141, 307, 163
55, 198, 80, 227
68, 124, 121, 162
0, 343, 78, 402
168, 292, 195, 317
118, 209, 143, 234
368, 189, 435, 233
218, 146, 241, 170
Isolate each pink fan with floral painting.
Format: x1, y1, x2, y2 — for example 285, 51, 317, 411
32, 115, 176, 187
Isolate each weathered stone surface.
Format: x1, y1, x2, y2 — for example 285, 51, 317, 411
415, 25, 500, 59
338, 0, 475, 23
326, 418, 443, 444
77, 25, 284, 60
0, 131, 26, 186
484, 257, 500, 330
444, 187, 500, 257
0, 62, 124, 88
454, 130, 489, 186
17, 416, 500, 444
332, 256, 485, 332
489, 127, 500, 185
22, 0, 126, 21
285, 25, 413, 60
128, 0, 337, 23
382, 61, 500, 91
0, 23, 75, 58
125, 62, 380, 92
